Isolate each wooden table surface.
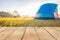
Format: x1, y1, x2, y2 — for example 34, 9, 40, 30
0, 27, 60, 40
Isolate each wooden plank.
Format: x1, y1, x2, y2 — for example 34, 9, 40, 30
6, 27, 26, 40
0, 27, 60, 40
35, 27, 56, 40
50, 27, 60, 32
23, 27, 39, 40
0, 27, 8, 33
44, 27, 60, 40
0, 27, 17, 40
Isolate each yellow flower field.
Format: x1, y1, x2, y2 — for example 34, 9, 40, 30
0, 18, 34, 27
0, 18, 33, 21
0, 18, 60, 27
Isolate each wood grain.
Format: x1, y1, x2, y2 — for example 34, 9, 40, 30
0, 27, 60, 40
44, 27, 60, 40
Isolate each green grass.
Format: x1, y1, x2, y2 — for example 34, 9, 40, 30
26, 19, 60, 27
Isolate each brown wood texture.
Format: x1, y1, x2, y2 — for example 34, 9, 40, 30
0, 27, 60, 40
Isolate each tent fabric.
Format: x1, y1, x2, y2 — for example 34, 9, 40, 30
35, 3, 58, 19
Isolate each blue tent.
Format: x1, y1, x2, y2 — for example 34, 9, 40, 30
35, 3, 58, 19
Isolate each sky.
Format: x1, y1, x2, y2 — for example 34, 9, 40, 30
0, 0, 60, 17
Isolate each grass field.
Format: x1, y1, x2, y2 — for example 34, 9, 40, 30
0, 18, 60, 27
